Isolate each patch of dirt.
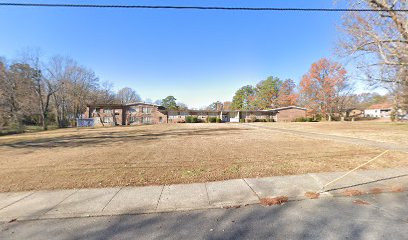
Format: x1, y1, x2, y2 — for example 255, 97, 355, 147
343, 189, 364, 196
260, 196, 289, 206
353, 199, 370, 205
304, 192, 320, 199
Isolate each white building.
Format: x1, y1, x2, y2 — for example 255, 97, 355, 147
364, 103, 393, 118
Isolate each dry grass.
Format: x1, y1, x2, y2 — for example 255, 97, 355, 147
258, 121, 408, 145
0, 123, 407, 192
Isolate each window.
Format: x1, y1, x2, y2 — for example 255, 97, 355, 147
130, 116, 140, 123
159, 117, 163, 123
142, 107, 152, 114
129, 107, 139, 113
142, 117, 151, 124
104, 108, 113, 114
103, 117, 113, 123
169, 112, 179, 119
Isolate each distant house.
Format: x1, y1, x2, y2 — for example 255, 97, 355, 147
364, 103, 393, 118
345, 108, 364, 118
84, 103, 167, 127
83, 103, 307, 126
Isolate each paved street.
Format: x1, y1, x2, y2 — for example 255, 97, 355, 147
1, 192, 407, 240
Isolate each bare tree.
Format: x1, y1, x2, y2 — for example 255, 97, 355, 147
339, 0, 407, 109
92, 81, 116, 104
47, 56, 99, 127
21, 50, 62, 130
116, 87, 141, 104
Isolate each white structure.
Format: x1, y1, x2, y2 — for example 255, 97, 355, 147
364, 103, 392, 118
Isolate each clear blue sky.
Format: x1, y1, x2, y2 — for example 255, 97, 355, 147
0, 0, 358, 108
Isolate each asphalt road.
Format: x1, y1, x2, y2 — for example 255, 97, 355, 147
1, 192, 407, 240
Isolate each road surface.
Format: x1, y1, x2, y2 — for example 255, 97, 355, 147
1, 192, 407, 240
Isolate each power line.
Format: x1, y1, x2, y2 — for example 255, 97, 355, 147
0, 2, 407, 12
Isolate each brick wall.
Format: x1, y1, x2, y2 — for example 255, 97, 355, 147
276, 108, 306, 122
89, 107, 125, 126
126, 106, 167, 125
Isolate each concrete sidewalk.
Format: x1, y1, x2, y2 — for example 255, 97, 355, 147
0, 167, 407, 222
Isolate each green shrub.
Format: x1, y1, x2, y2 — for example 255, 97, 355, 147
390, 111, 397, 122
294, 117, 306, 122
191, 116, 198, 123
216, 117, 222, 123
294, 117, 319, 122
239, 119, 245, 123
185, 116, 192, 123
208, 117, 217, 123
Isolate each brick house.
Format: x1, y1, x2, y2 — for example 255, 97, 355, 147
83, 103, 306, 126
269, 106, 308, 122
85, 103, 167, 126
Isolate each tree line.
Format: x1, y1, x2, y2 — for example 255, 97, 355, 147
211, 56, 404, 121
0, 52, 149, 132
210, 0, 408, 120
1, 0, 406, 131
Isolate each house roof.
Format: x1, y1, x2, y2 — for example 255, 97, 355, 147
125, 102, 162, 107
366, 103, 393, 110
88, 102, 163, 108
87, 103, 307, 113
267, 106, 307, 111
166, 106, 307, 113
87, 104, 124, 108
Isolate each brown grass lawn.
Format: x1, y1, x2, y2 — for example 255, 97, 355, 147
259, 121, 408, 145
0, 123, 407, 192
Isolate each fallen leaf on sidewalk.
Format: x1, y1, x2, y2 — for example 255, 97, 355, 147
353, 199, 370, 205
343, 189, 364, 196
260, 196, 289, 206
370, 188, 383, 194
391, 186, 404, 192
304, 192, 320, 199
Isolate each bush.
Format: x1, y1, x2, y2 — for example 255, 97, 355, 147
208, 117, 217, 123
191, 116, 198, 123
390, 111, 397, 122
185, 116, 192, 123
239, 119, 245, 123
294, 117, 319, 122
254, 118, 267, 122
216, 117, 222, 123
249, 115, 257, 122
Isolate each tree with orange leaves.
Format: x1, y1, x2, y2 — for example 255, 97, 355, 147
299, 58, 351, 121
277, 79, 298, 107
